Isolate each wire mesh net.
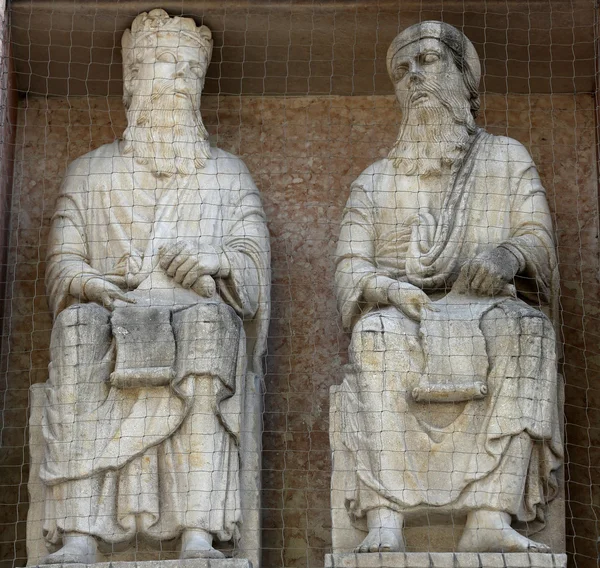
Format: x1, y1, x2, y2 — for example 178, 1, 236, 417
0, 1, 598, 567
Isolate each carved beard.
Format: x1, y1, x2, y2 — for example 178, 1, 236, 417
389, 81, 477, 177
122, 80, 211, 178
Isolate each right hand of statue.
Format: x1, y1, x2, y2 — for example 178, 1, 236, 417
387, 281, 434, 321
83, 277, 136, 310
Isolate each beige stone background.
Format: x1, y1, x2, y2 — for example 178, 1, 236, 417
0, 91, 598, 568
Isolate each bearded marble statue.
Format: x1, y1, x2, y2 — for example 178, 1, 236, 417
33, 9, 270, 564
333, 21, 563, 554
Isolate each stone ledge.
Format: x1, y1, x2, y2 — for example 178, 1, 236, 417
325, 552, 567, 568
30, 560, 251, 568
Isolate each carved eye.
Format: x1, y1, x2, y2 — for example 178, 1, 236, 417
189, 61, 204, 77
422, 52, 440, 64
392, 65, 408, 82
129, 67, 139, 79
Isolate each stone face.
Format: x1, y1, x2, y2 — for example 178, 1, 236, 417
26, 9, 269, 567
331, 21, 564, 557
324, 553, 568, 568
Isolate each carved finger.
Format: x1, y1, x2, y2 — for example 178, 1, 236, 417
100, 291, 114, 310
192, 275, 216, 297
165, 252, 190, 276
403, 303, 420, 321
417, 292, 433, 309
174, 257, 198, 285
491, 275, 508, 296
459, 260, 471, 279
469, 266, 488, 293
159, 240, 185, 259
110, 288, 136, 304
182, 266, 200, 289
195, 259, 218, 276
419, 292, 439, 312
464, 259, 480, 282
477, 273, 497, 296
159, 241, 188, 269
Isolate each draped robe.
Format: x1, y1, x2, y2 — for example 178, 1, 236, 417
334, 131, 563, 530
40, 141, 270, 547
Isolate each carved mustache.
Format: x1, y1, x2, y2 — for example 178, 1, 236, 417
407, 80, 442, 100
410, 91, 430, 103
150, 79, 192, 102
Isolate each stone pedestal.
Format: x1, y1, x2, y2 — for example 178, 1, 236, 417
35, 561, 251, 568
325, 553, 567, 568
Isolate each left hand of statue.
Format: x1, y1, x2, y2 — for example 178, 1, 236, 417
459, 246, 520, 296
159, 241, 220, 289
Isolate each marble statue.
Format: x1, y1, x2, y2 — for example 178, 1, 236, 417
34, 9, 270, 564
332, 21, 563, 555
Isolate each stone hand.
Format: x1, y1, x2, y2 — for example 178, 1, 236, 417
159, 241, 220, 290
387, 281, 434, 321
83, 277, 136, 310
460, 246, 520, 296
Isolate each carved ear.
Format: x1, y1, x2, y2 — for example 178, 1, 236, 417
121, 30, 134, 71
198, 25, 213, 64
121, 29, 133, 53
121, 30, 135, 105
198, 25, 212, 42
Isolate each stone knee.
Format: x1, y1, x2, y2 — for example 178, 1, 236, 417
50, 303, 111, 358
172, 302, 242, 381
53, 302, 110, 331
350, 310, 420, 373
481, 305, 554, 358
351, 312, 386, 353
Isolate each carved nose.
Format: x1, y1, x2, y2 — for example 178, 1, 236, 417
174, 62, 189, 78
408, 70, 424, 85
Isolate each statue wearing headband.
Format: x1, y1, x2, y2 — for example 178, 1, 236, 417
30, 9, 270, 564
332, 21, 562, 554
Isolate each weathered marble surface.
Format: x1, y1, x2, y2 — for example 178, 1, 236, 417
1, 90, 598, 568
25, 9, 269, 567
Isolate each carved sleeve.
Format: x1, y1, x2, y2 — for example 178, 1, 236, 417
334, 175, 383, 330
218, 161, 270, 320
45, 161, 104, 316
501, 142, 557, 306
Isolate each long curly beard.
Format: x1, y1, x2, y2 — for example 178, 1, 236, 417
389, 81, 476, 177
122, 82, 211, 178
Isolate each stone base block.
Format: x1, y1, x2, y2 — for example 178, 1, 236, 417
34, 560, 252, 568
325, 553, 567, 568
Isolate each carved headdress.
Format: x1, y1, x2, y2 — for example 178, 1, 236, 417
387, 21, 481, 117
122, 9, 213, 99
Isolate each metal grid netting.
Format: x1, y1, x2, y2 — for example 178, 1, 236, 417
0, 1, 597, 567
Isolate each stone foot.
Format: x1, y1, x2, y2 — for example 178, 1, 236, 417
457, 510, 551, 553
180, 529, 225, 560
40, 534, 97, 564
355, 508, 405, 553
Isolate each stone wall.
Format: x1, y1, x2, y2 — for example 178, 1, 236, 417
0, 92, 598, 567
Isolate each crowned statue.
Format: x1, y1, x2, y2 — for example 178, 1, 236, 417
31, 9, 270, 564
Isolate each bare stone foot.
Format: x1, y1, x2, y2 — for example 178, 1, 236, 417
355, 508, 405, 553
40, 534, 97, 565
457, 510, 551, 553
355, 528, 405, 553
180, 529, 225, 560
